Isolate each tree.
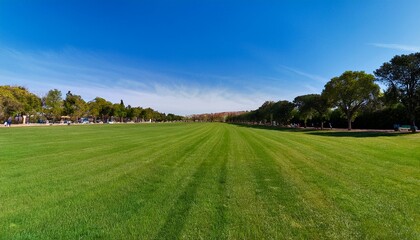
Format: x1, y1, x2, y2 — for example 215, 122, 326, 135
0, 86, 42, 123
63, 91, 75, 117
72, 95, 87, 122
132, 107, 142, 122
126, 105, 135, 121
374, 53, 420, 132
272, 100, 295, 125
313, 94, 332, 130
294, 94, 331, 129
88, 97, 114, 123
322, 71, 380, 130
22, 91, 42, 122
142, 108, 155, 121
113, 100, 127, 122
88, 99, 100, 123
294, 94, 317, 128
43, 89, 63, 122
63, 91, 87, 122
0, 86, 23, 121
256, 101, 275, 124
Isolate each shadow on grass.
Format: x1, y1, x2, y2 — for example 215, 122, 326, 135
306, 131, 405, 138
229, 123, 407, 138
229, 123, 316, 133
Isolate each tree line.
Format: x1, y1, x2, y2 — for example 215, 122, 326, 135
0, 87, 184, 124
227, 53, 420, 132
1, 53, 419, 130
188, 111, 246, 122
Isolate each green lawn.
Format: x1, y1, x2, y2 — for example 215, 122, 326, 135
0, 123, 419, 239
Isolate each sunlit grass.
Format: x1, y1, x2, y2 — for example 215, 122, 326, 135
0, 123, 419, 239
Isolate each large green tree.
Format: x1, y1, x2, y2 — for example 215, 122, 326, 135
322, 71, 380, 130
88, 97, 113, 123
93, 97, 113, 122
63, 91, 87, 122
294, 94, 331, 129
113, 100, 127, 122
0, 91, 20, 121
272, 100, 295, 126
142, 108, 155, 122
0, 86, 24, 121
374, 53, 420, 132
312, 94, 331, 130
43, 89, 63, 122
294, 94, 317, 128
132, 107, 143, 122
256, 101, 275, 124
0, 86, 42, 123
88, 100, 100, 123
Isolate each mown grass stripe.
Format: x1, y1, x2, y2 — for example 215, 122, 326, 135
0, 123, 418, 239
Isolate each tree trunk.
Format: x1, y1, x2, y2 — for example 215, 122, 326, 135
347, 118, 352, 131
321, 121, 324, 130
411, 120, 417, 133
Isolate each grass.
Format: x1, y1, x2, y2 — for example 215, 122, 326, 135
0, 123, 419, 239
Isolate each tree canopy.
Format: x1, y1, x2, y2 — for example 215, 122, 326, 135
322, 71, 380, 130
2, 52, 420, 130
0, 86, 183, 123
375, 53, 420, 132
43, 89, 63, 122
0, 86, 41, 121
294, 94, 330, 129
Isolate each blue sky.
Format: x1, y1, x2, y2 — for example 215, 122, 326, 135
1, 0, 420, 115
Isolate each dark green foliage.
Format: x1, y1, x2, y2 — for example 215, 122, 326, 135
353, 104, 408, 129
294, 94, 330, 129
113, 100, 127, 122
228, 100, 295, 125
272, 100, 295, 125
375, 53, 420, 132
294, 94, 317, 127
322, 71, 380, 130
63, 91, 87, 121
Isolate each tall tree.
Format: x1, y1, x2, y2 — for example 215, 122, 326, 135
374, 53, 420, 132
126, 105, 134, 121
63, 91, 75, 117
63, 91, 87, 122
272, 100, 295, 125
294, 94, 331, 129
113, 100, 127, 122
43, 89, 63, 122
322, 71, 380, 130
294, 94, 317, 128
72, 95, 87, 122
88, 97, 112, 123
313, 94, 332, 130
142, 108, 155, 122
0, 86, 23, 121
132, 107, 142, 122
88, 100, 100, 123
0, 86, 42, 122
256, 101, 275, 124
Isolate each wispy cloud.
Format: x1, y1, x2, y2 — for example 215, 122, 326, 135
277, 65, 328, 83
369, 43, 420, 52
0, 47, 274, 115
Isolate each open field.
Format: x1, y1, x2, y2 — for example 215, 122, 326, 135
0, 123, 419, 239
